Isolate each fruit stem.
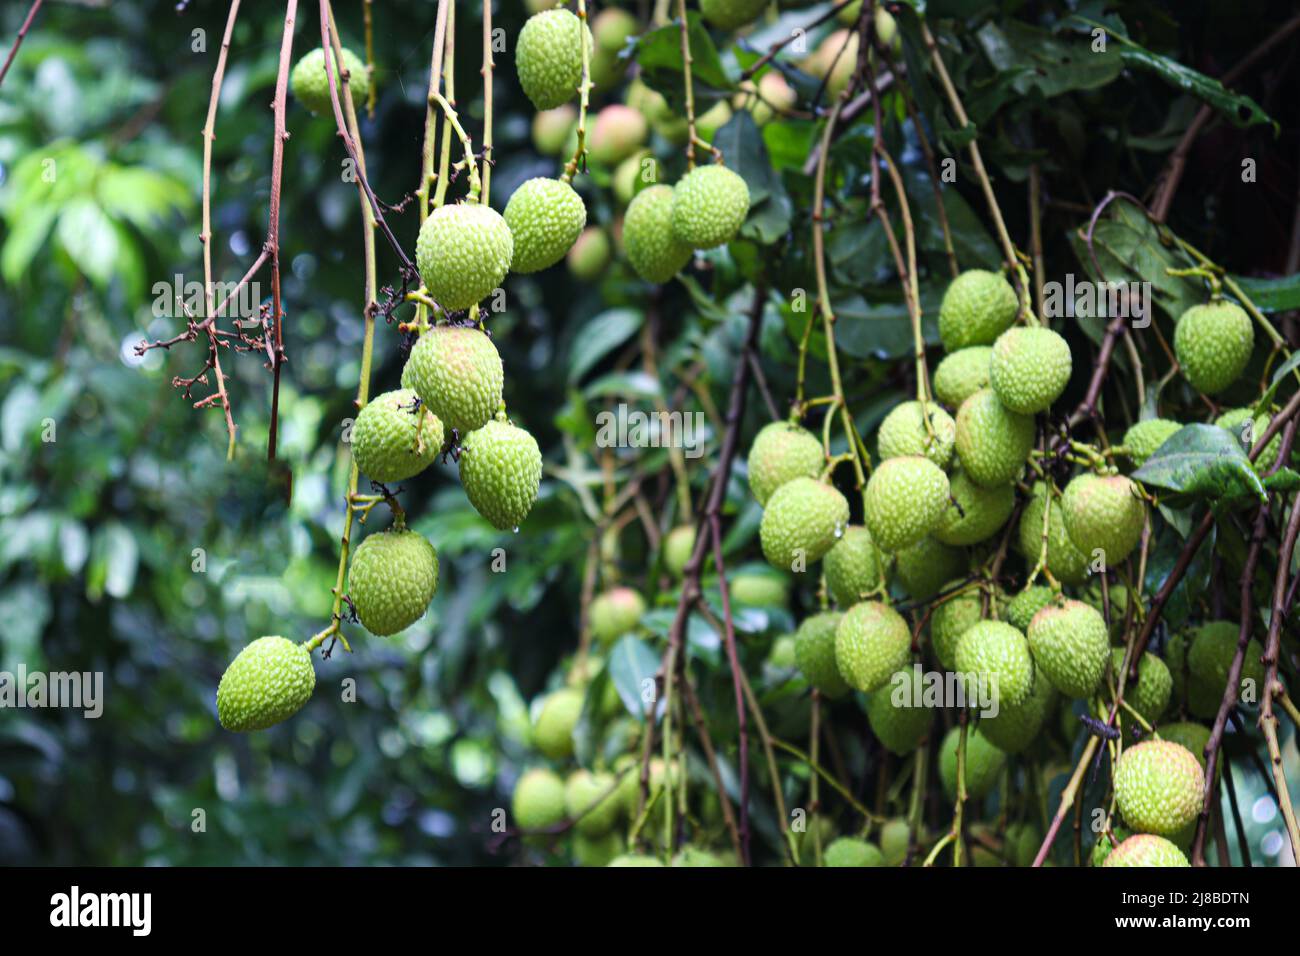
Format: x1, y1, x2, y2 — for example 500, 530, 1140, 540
561, 0, 593, 183
430, 91, 482, 202
479, 0, 494, 204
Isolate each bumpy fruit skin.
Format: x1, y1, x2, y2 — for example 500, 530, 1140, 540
290, 47, 370, 115
1160, 722, 1212, 772
216, 636, 316, 732
934, 470, 1015, 547
607, 854, 665, 867
351, 388, 443, 483
533, 686, 584, 759
933, 346, 993, 408
623, 185, 694, 283
459, 417, 543, 530
1017, 483, 1090, 585
565, 770, 620, 836
954, 620, 1035, 708
1062, 473, 1145, 566
1123, 418, 1182, 466
863, 456, 951, 553
671, 165, 751, 249
759, 477, 850, 569
955, 388, 1035, 487
1027, 600, 1109, 698
516, 9, 592, 110
416, 203, 513, 311
1216, 407, 1284, 471
1165, 630, 1222, 718
1187, 620, 1266, 705
567, 226, 611, 281
573, 831, 624, 867
929, 584, 985, 671
795, 611, 849, 698
894, 537, 965, 601
1174, 301, 1254, 395
404, 325, 504, 437
823, 837, 884, 867
938, 727, 1006, 800
729, 571, 789, 607
1006, 585, 1054, 634
663, 525, 696, 578
512, 767, 567, 830
700, 0, 768, 28
587, 105, 649, 166
980, 672, 1055, 754
938, 270, 1019, 351
747, 421, 823, 505
1110, 648, 1172, 725
1114, 741, 1204, 836
823, 525, 884, 607
877, 401, 956, 468
532, 105, 577, 155
989, 326, 1072, 414
1101, 833, 1189, 868
834, 601, 911, 693
868, 671, 933, 755
504, 178, 587, 273
673, 847, 727, 867
590, 587, 645, 645
348, 528, 439, 636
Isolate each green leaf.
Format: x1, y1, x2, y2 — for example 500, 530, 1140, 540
1132, 424, 1266, 502
1257, 352, 1300, 411
1231, 273, 1300, 314
634, 13, 732, 93
581, 370, 662, 400
1263, 468, 1300, 493
86, 521, 139, 602
568, 308, 644, 384
0, 203, 56, 285
974, 20, 1124, 99
55, 198, 117, 289
607, 634, 662, 720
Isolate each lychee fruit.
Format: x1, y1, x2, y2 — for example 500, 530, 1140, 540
670, 164, 751, 250
512, 767, 567, 830
351, 388, 444, 483
954, 619, 1035, 708
863, 455, 950, 553
1061, 473, 1145, 566
822, 525, 885, 607
759, 476, 849, 569
954, 388, 1035, 487
403, 324, 504, 437
1173, 300, 1254, 395
1026, 599, 1109, 698
934, 470, 1015, 546
622, 184, 694, 283
834, 600, 912, 693
877, 400, 957, 469
938, 270, 1019, 351
216, 636, 316, 732
348, 526, 439, 636
290, 47, 370, 116
516, 8, 593, 110
933, 346, 993, 408
533, 686, 584, 759
458, 415, 542, 530
794, 610, 849, 698
1114, 740, 1204, 836
989, 326, 1072, 414
746, 421, 824, 506
415, 202, 513, 311
590, 587, 645, 645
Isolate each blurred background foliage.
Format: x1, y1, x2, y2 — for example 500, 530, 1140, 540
0, 0, 1296, 865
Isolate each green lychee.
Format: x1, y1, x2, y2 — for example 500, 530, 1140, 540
938, 270, 1019, 351
1061, 473, 1145, 566
823, 837, 884, 867
567, 226, 611, 281
1017, 483, 1090, 585
504, 177, 587, 273
795, 610, 849, 698
1187, 620, 1266, 706
622, 184, 693, 283
590, 587, 646, 645
954, 619, 1035, 708
1109, 648, 1172, 726
216, 636, 316, 733
587, 105, 649, 166
1173, 301, 1254, 395
613, 150, 660, 204
700, 0, 769, 29
877, 400, 957, 468
415, 202, 513, 312
822, 525, 885, 607
989, 326, 1072, 414
934, 470, 1015, 546
663, 525, 696, 578
863, 455, 951, 553
533, 686, 584, 759
512, 767, 567, 830
607, 854, 665, 867
1122, 418, 1181, 466
1005, 585, 1054, 634
290, 47, 370, 116
1026, 599, 1109, 698
933, 346, 993, 408
759, 476, 850, 569
565, 769, 621, 836
929, 584, 986, 671
1101, 833, 1189, 867
671, 164, 751, 250
834, 600, 912, 693
729, 570, 789, 607
1216, 406, 1284, 471
403, 324, 504, 437
1114, 740, 1203, 836
954, 388, 1035, 487
348, 527, 439, 636
531, 105, 577, 155
979, 670, 1055, 754
516, 9, 593, 110
351, 388, 443, 483
894, 537, 966, 601
458, 415, 543, 530
1159, 722, 1212, 773
867, 669, 933, 755
938, 726, 1006, 800
746, 421, 824, 506
573, 830, 624, 867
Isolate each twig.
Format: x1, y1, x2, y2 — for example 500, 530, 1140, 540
0, 0, 44, 90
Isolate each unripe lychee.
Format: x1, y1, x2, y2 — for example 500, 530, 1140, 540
979, 671, 1055, 754
1005, 585, 1055, 634
622, 184, 694, 283
745, 70, 797, 126
894, 537, 965, 601
348, 527, 439, 636
290, 47, 370, 116
834, 600, 911, 693
863, 455, 951, 553
516, 9, 593, 110
1026, 599, 1109, 698
1061, 473, 1145, 566
729, 570, 789, 607
802, 29, 858, 96
590, 7, 638, 87
989, 326, 1072, 414
934, 470, 1015, 547
954, 388, 1035, 487
1187, 619, 1266, 705
532, 105, 577, 155
823, 837, 884, 867
1159, 722, 1212, 773
458, 416, 543, 530
607, 854, 665, 867
672, 846, 727, 867
663, 525, 696, 578
216, 636, 316, 732
868, 670, 933, 755
590, 587, 645, 645
929, 584, 985, 671
933, 346, 993, 408
759, 477, 850, 569
671, 165, 751, 250
939, 270, 1019, 351
954, 619, 1035, 708
512, 767, 567, 830
1017, 483, 1090, 585
794, 610, 849, 698
877, 400, 956, 468
655, 100, 732, 145
1122, 418, 1181, 466
1105, 647, 1171, 726
504, 177, 587, 274
565, 769, 621, 836
613, 150, 660, 204
938, 726, 1006, 800
573, 830, 624, 867
746, 421, 824, 505
1083, 583, 1133, 642
1165, 629, 1223, 719
351, 388, 444, 483
533, 686, 584, 759
567, 226, 611, 281
587, 105, 649, 166
415, 202, 513, 311
1216, 407, 1284, 471
1114, 740, 1204, 836
1101, 833, 1189, 868
822, 525, 885, 607
1090, 826, 1132, 867
403, 324, 504, 437
701, 0, 768, 29
1173, 301, 1254, 395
